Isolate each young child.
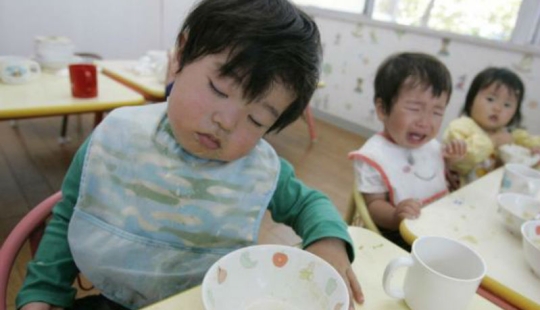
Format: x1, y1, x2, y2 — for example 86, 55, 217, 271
444, 67, 540, 186
16, 1, 364, 309
349, 52, 466, 249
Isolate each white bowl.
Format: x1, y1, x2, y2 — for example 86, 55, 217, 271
201, 244, 349, 310
499, 144, 540, 167
497, 193, 540, 236
521, 220, 540, 278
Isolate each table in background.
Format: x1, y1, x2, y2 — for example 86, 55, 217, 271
400, 168, 540, 309
98, 60, 165, 101
0, 71, 145, 125
143, 227, 498, 310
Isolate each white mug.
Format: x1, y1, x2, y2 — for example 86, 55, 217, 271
383, 236, 486, 310
0, 57, 41, 84
500, 163, 540, 199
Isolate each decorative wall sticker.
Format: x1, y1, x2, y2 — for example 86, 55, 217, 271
456, 75, 467, 91
323, 63, 333, 75
363, 57, 370, 65
334, 33, 341, 45
513, 53, 534, 73
354, 78, 363, 93
370, 30, 378, 44
394, 29, 406, 39
366, 108, 376, 123
345, 102, 352, 111
529, 100, 538, 110
438, 38, 451, 56
352, 23, 364, 38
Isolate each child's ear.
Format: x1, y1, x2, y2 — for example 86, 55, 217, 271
375, 98, 387, 122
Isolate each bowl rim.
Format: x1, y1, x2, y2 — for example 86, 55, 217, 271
201, 244, 349, 310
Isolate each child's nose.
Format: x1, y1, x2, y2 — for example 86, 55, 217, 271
212, 106, 241, 132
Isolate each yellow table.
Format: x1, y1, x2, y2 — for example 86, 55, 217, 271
143, 227, 497, 310
400, 168, 540, 309
0, 71, 145, 121
98, 60, 165, 101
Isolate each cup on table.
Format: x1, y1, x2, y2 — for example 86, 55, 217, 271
383, 236, 486, 310
0, 57, 41, 84
500, 163, 540, 199
68, 64, 97, 98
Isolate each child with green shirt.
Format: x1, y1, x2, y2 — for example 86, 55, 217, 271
17, 0, 364, 309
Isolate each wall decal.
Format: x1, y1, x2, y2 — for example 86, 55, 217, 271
513, 53, 533, 73
354, 78, 363, 93
323, 63, 333, 75
394, 29, 406, 39
334, 33, 341, 45
352, 23, 364, 38
438, 38, 450, 56
456, 75, 467, 91
370, 30, 378, 44
529, 100, 538, 110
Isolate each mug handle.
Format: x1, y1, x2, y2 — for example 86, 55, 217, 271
382, 256, 414, 299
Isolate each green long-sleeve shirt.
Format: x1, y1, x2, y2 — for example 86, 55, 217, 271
17, 138, 353, 309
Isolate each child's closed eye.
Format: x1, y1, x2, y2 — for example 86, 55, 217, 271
248, 115, 264, 128
209, 79, 228, 99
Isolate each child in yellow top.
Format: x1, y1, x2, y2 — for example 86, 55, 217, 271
444, 67, 540, 186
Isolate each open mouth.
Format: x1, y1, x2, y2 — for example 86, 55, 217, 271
407, 132, 427, 145
197, 133, 221, 150
489, 115, 499, 122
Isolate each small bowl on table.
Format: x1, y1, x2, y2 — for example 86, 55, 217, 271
521, 220, 540, 278
497, 193, 540, 236
201, 244, 349, 310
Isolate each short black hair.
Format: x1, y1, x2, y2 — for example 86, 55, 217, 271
177, 0, 322, 133
374, 52, 452, 114
462, 67, 524, 128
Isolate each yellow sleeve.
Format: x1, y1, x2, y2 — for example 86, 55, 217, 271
512, 129, 540, 149
443, 117, 494, 175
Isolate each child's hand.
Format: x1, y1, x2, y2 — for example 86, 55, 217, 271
20, 302, 63, 310
443, 139, 467, 163
394, 198, 422, 220
490, 129, 513, 147
306, 238, 364, 309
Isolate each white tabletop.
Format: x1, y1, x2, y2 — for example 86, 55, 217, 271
0, 71, 145, 119
401, 168, 540, 309
143, 227, 497, 309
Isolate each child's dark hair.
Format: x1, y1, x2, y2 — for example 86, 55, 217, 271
374, 52, 452, 114
176, 0, 321, 133
462, 67, 524, 128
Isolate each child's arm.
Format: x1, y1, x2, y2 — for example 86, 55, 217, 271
364, 193, 421, 230
305, 237, 364, 308
513, 129, 540, 154
17, 140, 90, 310
268, 158, 364, 308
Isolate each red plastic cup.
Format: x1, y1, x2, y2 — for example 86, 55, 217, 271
68, 64, 98, 98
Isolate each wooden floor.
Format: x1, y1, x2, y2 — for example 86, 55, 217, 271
1, 113, 366, 309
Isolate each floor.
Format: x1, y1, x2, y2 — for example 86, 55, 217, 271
1, 112, 366, 309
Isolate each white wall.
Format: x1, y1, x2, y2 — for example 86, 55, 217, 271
307, 8, 540, 137
0, 0, 198, 58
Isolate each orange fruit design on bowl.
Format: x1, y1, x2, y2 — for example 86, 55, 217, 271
272, 252, 288, 268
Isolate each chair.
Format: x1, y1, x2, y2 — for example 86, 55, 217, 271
0, 192, 61, 310
349, 183, 381, 235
